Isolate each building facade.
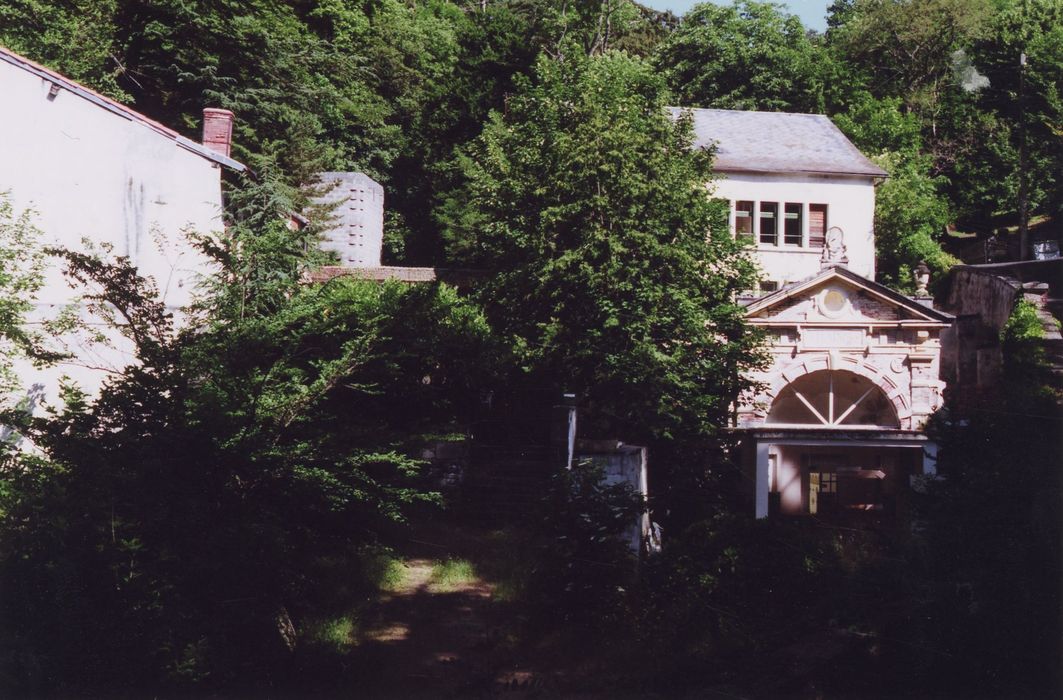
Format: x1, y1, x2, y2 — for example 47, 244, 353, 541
0, 45, 245, 401
679, 107, 951, 519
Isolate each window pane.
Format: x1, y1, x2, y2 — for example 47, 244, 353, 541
809, 204, 828, 248
759, 202, 777, 244
784, 203, 802, 245
735, 200, 754, 237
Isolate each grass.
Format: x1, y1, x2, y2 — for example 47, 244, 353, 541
471, 529, 532, 603
306, 615, 359, 653
428, 558, 477, 591
295, 546, 407, 655
363, 550, 407, 592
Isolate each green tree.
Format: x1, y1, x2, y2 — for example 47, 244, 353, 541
0, 0, 127, 99
0, 201, 496, 692
972, 0, 1063, 222
911, 300, 1062, 697
446, 50, 761, 524
830, 0, 992, 133
654, 0, 827, 113
834, 96, 957, 287
0, 198, 57, 401
871, 151, 957, 288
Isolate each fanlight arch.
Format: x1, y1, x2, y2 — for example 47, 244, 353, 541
767, 370, 899, 428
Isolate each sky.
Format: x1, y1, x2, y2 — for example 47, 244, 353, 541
640, 0, 832, 32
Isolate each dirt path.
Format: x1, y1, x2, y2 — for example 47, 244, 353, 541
353, 551, 550, 699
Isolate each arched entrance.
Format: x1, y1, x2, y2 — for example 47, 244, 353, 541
767, 370, 899, 428
761, 371, 910, 516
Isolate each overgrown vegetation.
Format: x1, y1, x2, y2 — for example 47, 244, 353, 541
912, 297, 1061, 697
3, 0, 1058, 266
0, 202, 497, 692
0, 0, 1059, 696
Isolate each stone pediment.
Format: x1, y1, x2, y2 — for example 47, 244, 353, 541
744, 267, 952, 325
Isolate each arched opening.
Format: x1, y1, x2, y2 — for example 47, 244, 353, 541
767, 370, 899, 428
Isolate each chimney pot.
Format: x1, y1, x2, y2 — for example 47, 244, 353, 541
202, 108, 234, 158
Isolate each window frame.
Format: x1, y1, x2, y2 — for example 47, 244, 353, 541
758, 202, 778, 246
809, 203, 828, 249
734, 200, 755, 239
728, 200, 831, 250
783, 202, 803, 246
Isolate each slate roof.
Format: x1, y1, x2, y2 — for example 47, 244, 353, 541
743, 265, 953, 323
0, 44, 246, 172
668, 107, 888, 178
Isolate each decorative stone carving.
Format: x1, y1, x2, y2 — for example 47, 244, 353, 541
814, 286, 853, 319
914, 261, 930, 296
820, 226, 848, 268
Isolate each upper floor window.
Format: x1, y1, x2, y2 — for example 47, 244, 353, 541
729, 200, 829, 249
809, 203, 828, 249
759, 202, 778, 245
736, 201, 754, 239
784, 203, 802, 245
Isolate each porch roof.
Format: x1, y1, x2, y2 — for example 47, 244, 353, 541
739, 426, 929, 447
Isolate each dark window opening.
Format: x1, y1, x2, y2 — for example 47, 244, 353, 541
759, 280, 779, 295
784, 203, 802, 245
759, 202, 778, 245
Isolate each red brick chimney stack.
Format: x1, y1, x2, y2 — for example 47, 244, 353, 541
201, 108, 234, 158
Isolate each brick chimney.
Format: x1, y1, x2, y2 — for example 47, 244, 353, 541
201, 108, 234, 158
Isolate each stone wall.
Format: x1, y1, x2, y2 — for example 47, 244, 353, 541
939, 260, 1063, 392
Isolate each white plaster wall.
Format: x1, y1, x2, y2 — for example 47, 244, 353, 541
712, 172, 878, 283
0, 60, 225, 400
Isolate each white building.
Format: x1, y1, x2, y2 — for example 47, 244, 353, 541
0, 45, 245, 401
673, 108, 885, 289
678, 107, 951, 521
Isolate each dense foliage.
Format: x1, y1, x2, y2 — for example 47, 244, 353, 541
447, 50, 763, 532
449, 51, 760, 444
2, 0, 1056, 263
912, 300, 1061, 697
655, 0, 827, 112
0, 0, 1059, 696
0, 205, 497, 692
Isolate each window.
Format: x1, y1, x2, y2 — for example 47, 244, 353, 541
759, 280, 779, 295
730, 200, 826, 249
821, 288, 847, 313
735, 201, 754, 238
809, 203, 828, 249
759, 202, 778, 245
766, 370, 899, 427
809, 471, 838, 515
784, 203, 802, 246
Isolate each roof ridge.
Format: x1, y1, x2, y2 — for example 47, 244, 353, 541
0, 44, 245, 172
670, 105, 888, 178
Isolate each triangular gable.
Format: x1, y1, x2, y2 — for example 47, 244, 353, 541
744, 266, 953, 324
